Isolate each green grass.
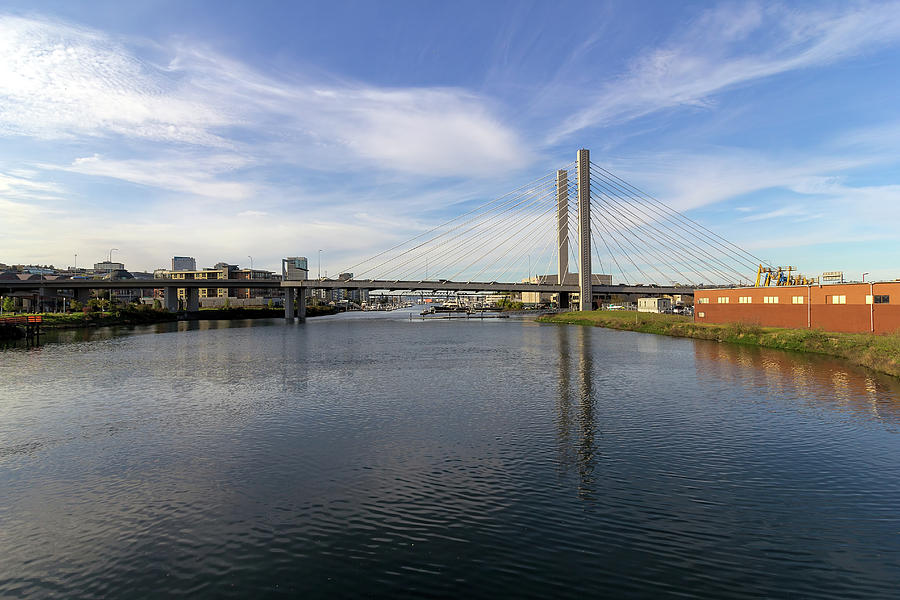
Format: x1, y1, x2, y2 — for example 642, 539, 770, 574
538, 310, 900, 378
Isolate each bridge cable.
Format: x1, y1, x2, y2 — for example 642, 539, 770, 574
461, 191, 561, 282
361, 175, 563, 280
590, 162, 766, 269
450, 192, 561, 282
590, 173, 754, 282
591, 208, 668, 285
344, 167, 568, 277
365, 176, 560, 279
395, 181, 562, 281
590, 181, 730, 284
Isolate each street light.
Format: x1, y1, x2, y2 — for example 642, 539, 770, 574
318, 249, 322, 280
107, 248, 119, 312
248, 255, 253, 271
862, 272, 869, 282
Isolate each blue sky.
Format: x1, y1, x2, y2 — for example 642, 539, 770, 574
1, 0, 899, 281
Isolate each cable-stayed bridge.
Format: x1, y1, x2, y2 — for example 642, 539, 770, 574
283, 148, 764, 316
1, 149, 766, 321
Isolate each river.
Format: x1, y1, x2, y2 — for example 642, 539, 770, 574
1, 309, 899, 598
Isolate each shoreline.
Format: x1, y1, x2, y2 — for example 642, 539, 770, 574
537, 310, 900, 378
0, 306, 339, 339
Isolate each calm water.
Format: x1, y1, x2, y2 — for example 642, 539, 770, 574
1, 310, 899, 598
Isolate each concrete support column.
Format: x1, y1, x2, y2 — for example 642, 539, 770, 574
284, 287, 295, 320
557, 169, 569, 285
75, 288, 91, 305
165, 287, 179, 312
576, 148, 592, 311
297, 287, 307, 322
186, 287, 199, 313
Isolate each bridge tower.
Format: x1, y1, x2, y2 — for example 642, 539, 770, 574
576, 149, 591, 311
556, 169, 569, 308
556, 168, 569, 284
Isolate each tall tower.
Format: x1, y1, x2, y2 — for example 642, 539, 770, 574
556, 169, 569, 285
576, 149, 592, 311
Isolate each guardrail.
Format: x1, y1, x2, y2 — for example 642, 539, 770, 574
0, 315, 42, 324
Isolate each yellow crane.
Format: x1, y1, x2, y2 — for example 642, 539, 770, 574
754, 265, 816, 287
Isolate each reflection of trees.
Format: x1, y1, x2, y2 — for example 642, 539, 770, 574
555, 326, 598, 502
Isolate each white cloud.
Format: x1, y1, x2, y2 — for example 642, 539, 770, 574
46, 154, 255, 200
552, 1, 900, 140
0, 171, 62, 200
739, 205, 821, 222
0, 14, 530, 177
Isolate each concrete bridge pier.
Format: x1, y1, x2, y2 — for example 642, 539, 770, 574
297, 288, 307, 322
186, 288, 199, 313
75, 288, 91, 306
164, 287, 179, 312
283, 287, 307, 322
284, 287, 295, 320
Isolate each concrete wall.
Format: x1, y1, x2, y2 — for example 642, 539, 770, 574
199, 297, 283, 309
694, 282, 900, 334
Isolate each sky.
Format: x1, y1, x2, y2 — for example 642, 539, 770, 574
1, 0, 899, 281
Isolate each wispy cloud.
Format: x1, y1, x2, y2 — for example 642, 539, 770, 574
0, 14, 531, 177
739, 205, 822, 222
0, 171, 62, 200
552, 1, 900, 141
47, 154, 256, 200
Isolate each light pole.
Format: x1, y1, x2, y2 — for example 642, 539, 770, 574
318, 249, 322, 280
107, 248, 119, 311
248, 255, 253, 271
862, 272, 869, 282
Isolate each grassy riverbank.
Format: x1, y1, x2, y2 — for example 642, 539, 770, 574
538, 310, 900, 378
1, 305, 339, 337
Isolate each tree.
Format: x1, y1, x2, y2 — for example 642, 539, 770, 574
153, 298, 162, 310
69, 299, 82, 312
2, 297, 15, 314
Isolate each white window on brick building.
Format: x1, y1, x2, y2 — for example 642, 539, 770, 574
792, 296, 804, 304
739, 296, 752, 303
763, 296, 779, 304
717, 297, 730, 304
698, 297, 709, 304
831, 295, 846, 304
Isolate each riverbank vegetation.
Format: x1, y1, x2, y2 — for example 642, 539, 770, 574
0, 304, 339, 337
538, 310, 900, 378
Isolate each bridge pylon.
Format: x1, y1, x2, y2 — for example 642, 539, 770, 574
556, 169, 569, 307
577, 148, 591, 311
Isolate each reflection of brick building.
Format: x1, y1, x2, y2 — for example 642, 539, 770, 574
695, 282, 900, 334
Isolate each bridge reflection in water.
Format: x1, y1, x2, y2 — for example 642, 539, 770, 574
692, 340, 900, 427
554, 325, 599, 502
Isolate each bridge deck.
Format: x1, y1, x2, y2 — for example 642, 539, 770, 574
0, 278, 695, 296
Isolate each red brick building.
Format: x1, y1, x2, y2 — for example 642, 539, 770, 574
694, 282, 900, 334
